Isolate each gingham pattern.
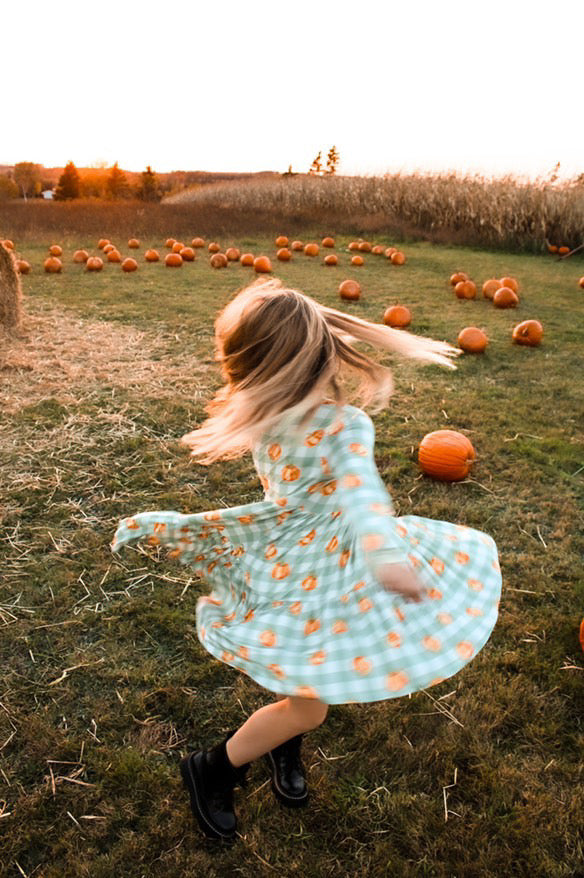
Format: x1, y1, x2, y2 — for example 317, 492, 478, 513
112, 404, 502, 704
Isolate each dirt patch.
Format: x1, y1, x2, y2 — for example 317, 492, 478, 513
0, 300, 207, 413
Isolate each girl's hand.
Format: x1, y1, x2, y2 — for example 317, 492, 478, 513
376, 562, 426, 603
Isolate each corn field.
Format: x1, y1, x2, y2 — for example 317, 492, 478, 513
166, 172, 584, 253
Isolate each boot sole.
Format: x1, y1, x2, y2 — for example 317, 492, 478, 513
263, 752, 309, 808
180, 752, 236, 841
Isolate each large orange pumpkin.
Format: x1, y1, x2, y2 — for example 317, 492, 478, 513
44, 256, 62, 273
324, 254, 338, 266
511, 320, 543, 346
190, 237, 204, 248
322, 237, 335, 248
390, 251, 406, 265
418, 430, 476, 482
304, 243, 319, 256
49, 244, 62, 257
165, 252, 183, 267
358, 241, 372, 252
208, 242, 221, 253
277, 247, 292, 261
16, 259, 31, 274
73, 249, 89, 263
291, 240, 304, 251
383, 305, 411, 328
351, 255, 364, 266
172, 241, 185, 254
97, 239, 109, 249
210, 253, 228, 268
121, 257, 138, 272
165, 238, 176, 248
103, 244, 116, 254
372, 245, 384, 255
348, 241, 360, 251
240, 253, 254, 266
385, 247, 397, 259
454, 280, 477, 299
254, 256, 272, 273
107, 249, 122, 263
482, 279, 500, 299
86, 256, 103, 272
457, 326, 488, 353
145, 249, 160, 262
450, 271, 468, 286
275, 235, 289, 247
225, 247, 240, 262
339, 280, 361, 300
180, 247, 195, 261
493, 286, 519, 308
128, 238, 140, 249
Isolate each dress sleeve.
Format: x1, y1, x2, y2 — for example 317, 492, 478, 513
326, 409, 410, 576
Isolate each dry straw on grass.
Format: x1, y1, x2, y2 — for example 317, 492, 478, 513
0, 240, 23, 332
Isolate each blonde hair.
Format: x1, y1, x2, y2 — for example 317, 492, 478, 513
181, 278, 459, 462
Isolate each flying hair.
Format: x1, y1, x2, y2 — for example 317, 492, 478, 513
181, 278, 460, 462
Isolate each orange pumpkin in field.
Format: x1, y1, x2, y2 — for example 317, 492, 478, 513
493, 286, 519, 308
304, 243, 319, 256
165, 252, 183, 267
499, 276, 519, 293
450, 271, 468, 286
383, 305, 411, 328
547, 243, 558, 254
210, 253, 228, 268
2, 239, 15, 249
165, 238, 176, 248
86, 256, 103, 271
191, 237, 205, 248
277, 247, 292, 261
240, 252, 254, 266
454, 280, 477, 299
579, 277, 584, 289
324, 254, 338, 266
121, 257, 138, 272
372, 245, 384, 255
322, 237, 335, 248
49, 244, 63, 257
351, 255, 364, 266
418, 430, 476, 482
44, 256, 62, 273
225, 247, 240, 262
339, 279, 361, 300
482, 279, 500, 299
97, 239, 109, 249
291, 240, 304, 251
390, 251, 406, 265
107, 249, 121, 263
512, 320, 543, 346
358, 241, 372, 252
73, 249, 89, 263
558, 246, 570, 255
180, 247, 195, 261
348, 241, 360, 251
145, 249, 160, 262
254, 256, 272, 273
16, 259, 31, 274
208, 242, 221, 253
128, 238, 140, 249
172, 241, 185, 253
275, 235, 289, 247
457, 327, 488, 353
385, 247, 397, 259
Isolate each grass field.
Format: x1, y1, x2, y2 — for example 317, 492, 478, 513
1, 234, 583, 877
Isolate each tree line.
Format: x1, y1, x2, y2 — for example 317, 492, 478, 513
0, 162, 164, 202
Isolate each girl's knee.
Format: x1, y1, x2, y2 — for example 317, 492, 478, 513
287, 696, 328, 730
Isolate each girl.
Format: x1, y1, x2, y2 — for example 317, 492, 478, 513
112, 279, 502, 841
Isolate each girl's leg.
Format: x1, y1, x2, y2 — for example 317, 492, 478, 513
225, 695, 328, 767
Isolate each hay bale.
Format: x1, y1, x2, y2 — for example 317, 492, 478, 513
0, 241, 23, 331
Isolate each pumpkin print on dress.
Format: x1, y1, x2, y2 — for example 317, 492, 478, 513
112, 403, 501, 705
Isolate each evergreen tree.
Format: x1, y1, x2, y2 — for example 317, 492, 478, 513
138, 165, 160, 202
325, 145, 340, 176
54, 161, 80, 200
106, 162, 131, 199
308, 151, 322, 175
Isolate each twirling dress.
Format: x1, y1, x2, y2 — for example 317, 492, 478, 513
112, 404, 502, 704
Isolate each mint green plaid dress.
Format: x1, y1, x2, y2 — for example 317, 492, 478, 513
112, 404, 501, 704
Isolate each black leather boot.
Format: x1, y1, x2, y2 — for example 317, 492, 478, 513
180, 731, 250, 840
264, 733, 308, 807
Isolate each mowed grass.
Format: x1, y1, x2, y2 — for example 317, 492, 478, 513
2, 234, 584, 877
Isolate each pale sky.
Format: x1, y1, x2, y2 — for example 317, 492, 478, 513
3, 0, 582, 180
